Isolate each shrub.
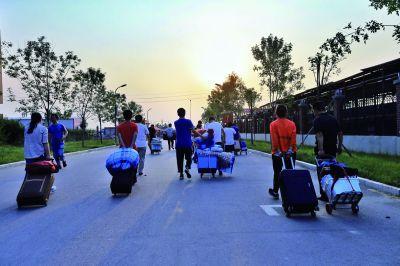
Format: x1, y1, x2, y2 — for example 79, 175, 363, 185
66, 129, 97, 141
0, 119, 24, 145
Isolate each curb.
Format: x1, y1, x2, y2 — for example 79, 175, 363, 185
0, 145, 115, 170
248, 149, 400, 197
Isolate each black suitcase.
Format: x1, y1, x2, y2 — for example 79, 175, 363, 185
110, 169, 137, 195
17, 173, 55, 208
279, 155, 318, 217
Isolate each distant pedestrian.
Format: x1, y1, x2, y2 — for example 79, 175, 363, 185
164, 123, 176, 150
135, 114, 149, 176
48, 114, 68, 170
24, 112, 56, 192
223, 122, 236, 153
312, 101, 343, 201
148, 124, 156, 150
174, 108, 194, 180
195, 120, 203, 130
205, 116, 224, 176
117, 110, 138, 149
268, 104, 297, 199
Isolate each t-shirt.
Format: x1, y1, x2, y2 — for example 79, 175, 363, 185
165, 127, 175, 138
223, 127, 236, 145
313, 113, 341, 156
24, 124, 48, 159
48, 123, 66, 145
270, 118, 297, 154
149, 127, 156, 140
117, 121, 138, 148
174, 118, 194, 148
136, 123, 149, 148
205, 121, 223, 143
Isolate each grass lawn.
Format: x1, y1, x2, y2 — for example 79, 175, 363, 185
0, 139, 115, 165
246, 140, 400, 188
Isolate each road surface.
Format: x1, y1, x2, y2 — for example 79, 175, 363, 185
0, 145, 399, 265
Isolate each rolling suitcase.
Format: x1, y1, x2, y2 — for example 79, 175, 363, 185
110, 169, 137, 195
17, 173, 55, 208
279, 154, 318, 217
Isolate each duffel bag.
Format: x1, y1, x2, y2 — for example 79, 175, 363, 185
26, 160, 59, 175
106, 148, 139, 176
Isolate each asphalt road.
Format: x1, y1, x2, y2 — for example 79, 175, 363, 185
0, 145, 399, 265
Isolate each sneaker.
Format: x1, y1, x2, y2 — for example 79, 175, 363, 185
62, 160, 67, 168
185, 169, 191, 179
179, 174, 184, 180
268, 188, 279, 199
218, 171, 223, 176
51, 186, 57, 193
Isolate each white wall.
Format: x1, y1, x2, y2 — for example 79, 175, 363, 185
241, 133, 400, 156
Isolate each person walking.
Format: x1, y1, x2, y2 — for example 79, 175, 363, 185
205, 116, 224, 175
164, 123, 176, 150
312, 101, 343, 201
174, 108, 194, 180
24, 112, 56, 192
195, 120, 203, 130
223, 122, 236, 153
135, 114, 149, 176
117, 110, 138, 149
268, 104, 297, 199
148, 124, 156, 150
48, 114, 68, 170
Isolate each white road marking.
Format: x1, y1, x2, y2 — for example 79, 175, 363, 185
349, 230, 361, 235
260, 205, 282, 216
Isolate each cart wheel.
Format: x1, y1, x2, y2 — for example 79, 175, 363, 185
311, 211, 316, 218
351, 204, 359, 215
325, 203, 333, 215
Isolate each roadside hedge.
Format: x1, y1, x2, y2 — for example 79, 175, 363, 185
0, 118, 24, 145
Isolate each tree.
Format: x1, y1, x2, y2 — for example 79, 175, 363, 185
71, 68, 106, 147
3, 36, 80, 125
241, 87, 262, 145
308, 50, 342, 92
205, 73, 245, 120
320, 0, 399, 58
252, 34, 304, 109
122, 100, 143, 116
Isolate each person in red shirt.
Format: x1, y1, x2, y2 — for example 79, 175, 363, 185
268, 104, 297, 199
117, 110, 138, 149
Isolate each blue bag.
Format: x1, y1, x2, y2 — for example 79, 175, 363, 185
106, 148, 139, 176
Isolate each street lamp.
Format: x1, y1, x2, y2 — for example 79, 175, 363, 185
114, 84, 127, 143
146, 108, 152, 123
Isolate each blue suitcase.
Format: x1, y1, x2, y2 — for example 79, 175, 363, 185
279, 155, 318, 217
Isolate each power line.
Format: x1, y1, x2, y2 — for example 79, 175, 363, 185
137, 97, 206, 104
131, 92, 209, 100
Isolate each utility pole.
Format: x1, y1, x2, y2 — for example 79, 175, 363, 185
189, 99, 192, 120
0, 30, 3, 116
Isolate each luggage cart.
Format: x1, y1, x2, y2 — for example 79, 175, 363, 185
316, 157, 363, 215
196, 152, 218, 179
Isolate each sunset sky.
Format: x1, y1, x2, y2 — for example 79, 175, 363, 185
0, 0, 399, 126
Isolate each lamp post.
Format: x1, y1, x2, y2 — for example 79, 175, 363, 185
114, 84, 127, 143
146, 108, 152, 123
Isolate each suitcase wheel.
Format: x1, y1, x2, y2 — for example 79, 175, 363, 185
326, 203, 333, 215
351, 204, 359, 215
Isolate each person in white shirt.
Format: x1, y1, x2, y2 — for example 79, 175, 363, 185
164, 123, 176, 150
24, 112, 56, 193
135, 115, 149, 176
223, 122, 236, 153
205, 117, 224, 145
205, 116, 225, 176
24, 112, 51, 163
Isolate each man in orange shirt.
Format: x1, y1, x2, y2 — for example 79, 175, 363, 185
117, 110, 138, 149
268, 104, 297, 199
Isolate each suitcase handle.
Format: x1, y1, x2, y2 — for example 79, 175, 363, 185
279, 153, 295, 170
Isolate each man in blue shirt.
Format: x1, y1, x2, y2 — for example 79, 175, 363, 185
174, 108, 194, 180
48, 114, 68, 169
